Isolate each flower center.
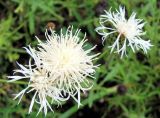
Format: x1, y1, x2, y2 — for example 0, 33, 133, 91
117, 21, 136, 39
59, 49, 73, 68
31, 70, 48, 90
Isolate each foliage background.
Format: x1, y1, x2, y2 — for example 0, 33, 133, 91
0, 0, 159, 118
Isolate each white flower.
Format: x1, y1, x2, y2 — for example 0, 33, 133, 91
36, 26, 99, 107
95, 6, 153, 58
8, 26, 99, 114
8, 46, 67, 116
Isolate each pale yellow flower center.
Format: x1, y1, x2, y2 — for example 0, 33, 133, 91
58, 49, 72, 68
31, 70, 48, 90
117, 21, 136, 39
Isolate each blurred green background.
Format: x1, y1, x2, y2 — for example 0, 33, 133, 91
0, 0, 160, 118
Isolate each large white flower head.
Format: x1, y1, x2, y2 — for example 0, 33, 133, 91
8, 46, 67, 116
36, 26, 99, 106
95, 6, 153, 58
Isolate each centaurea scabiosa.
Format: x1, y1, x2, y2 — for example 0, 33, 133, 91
36, 26, 99, 107
8, 46, 67, 116
95, 6, 152, 58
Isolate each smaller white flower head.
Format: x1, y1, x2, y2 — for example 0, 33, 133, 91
8, 46, 67, 116
95, 6, 153, 58
36, 26, 99, 106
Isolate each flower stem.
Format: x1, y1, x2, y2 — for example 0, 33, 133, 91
0, 47, 25, 53
0, 79, 28, 85
61, 85, 117, 118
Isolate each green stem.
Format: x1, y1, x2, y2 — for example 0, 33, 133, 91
51, 12, 64, 22
0, 79, 28, 85
60, 86, 117, 118
95, 49, 108, 63
0, 47, 25, 53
